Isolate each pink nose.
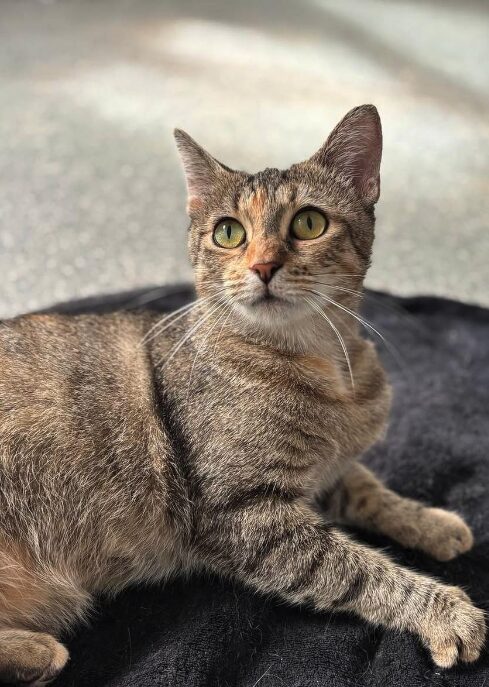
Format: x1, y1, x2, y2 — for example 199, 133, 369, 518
250, 261, 282, 284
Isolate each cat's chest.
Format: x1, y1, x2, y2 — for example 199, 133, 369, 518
188, 351, 358, 462
178, 344, 390, 504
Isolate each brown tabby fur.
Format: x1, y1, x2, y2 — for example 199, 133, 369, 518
0, 106, 484, 684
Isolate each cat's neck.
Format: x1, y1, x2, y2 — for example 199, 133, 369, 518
190, 301, 362, 360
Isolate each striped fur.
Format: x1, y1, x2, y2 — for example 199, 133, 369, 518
0, 106, 484, 683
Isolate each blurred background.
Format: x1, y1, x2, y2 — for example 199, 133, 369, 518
1, 0, 488, 318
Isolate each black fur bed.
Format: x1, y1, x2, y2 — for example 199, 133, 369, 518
46, 286, 489, 687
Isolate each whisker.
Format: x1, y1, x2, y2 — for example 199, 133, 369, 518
158, 296, 228, 369
212, 300, 236, 356
125, 286, 192, 309
305, 288, 405, 369
307, 280, 428, 335
306, 281, 363, 298
139, 300, 195, 346
139, 293, 221, 347
304, 295, 354, 390
311, 273, 366, 278
185, 299, 234, 399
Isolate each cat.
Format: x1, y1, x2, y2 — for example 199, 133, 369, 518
0, 105, 484, 685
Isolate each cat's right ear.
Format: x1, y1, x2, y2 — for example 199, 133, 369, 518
174, 129, 231, 211
308, 105, 382, 206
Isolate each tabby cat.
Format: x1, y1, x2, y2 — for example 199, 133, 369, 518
0, 105, 484, 685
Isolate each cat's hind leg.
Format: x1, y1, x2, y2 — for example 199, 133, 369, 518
329, 462, 473, 561
0, 541, 90, 685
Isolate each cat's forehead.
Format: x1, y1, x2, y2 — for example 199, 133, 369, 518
236, 167, 297, 221
241, 167, 293, 196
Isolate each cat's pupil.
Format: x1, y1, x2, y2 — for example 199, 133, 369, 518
226, 225, 232, 239
307, 215, 313, 230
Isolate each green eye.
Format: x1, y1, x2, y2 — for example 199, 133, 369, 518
291, 209, 328, 240
213, 219, 246, 249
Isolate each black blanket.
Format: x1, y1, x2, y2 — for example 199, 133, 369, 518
46, 286, 488, 687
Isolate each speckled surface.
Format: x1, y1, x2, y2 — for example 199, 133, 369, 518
1, 0, 488, 318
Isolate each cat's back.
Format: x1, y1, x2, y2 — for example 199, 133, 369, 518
0, 311, 190, 586
0, 311, 153, 424
0, 310, 169, 500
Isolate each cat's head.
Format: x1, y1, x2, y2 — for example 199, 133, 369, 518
174, 105, 382, 339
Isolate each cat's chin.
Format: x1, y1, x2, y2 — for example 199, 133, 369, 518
233, 300, 318, 354
238, 295, 293, 317
248, 293, 288, 308
235, 297, 309, 330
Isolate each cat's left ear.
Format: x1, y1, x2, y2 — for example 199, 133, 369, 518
174, 129, 232, 210
309, 105, 382, 205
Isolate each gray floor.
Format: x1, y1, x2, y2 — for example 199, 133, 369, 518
1, 0, 488, 318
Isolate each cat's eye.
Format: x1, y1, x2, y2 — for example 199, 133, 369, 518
291, 209, 328, 240
213, 219, 246, 249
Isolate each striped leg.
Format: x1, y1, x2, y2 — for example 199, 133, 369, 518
330, 462, 473, 561
197, 497, 485, 668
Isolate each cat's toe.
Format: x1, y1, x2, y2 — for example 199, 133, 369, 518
420, 586, 486, 668
420, 508, 474, 561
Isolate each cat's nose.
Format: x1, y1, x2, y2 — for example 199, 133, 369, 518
250, 261, 283, 284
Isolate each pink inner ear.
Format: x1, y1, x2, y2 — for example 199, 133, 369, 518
187, 195, 204, 213
362, 176, 380, 205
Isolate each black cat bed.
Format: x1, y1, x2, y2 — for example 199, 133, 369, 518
45, 286, 488, 687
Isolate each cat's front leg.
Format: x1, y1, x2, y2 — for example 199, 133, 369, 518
196, 497, 485, 668
329, 462, 473, 561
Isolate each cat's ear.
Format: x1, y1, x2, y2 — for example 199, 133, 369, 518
174, 129, 232, 209
309, 105, 382, 205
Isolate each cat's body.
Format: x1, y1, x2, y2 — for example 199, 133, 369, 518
0, 106, 484, 684
0, 305, 386, 598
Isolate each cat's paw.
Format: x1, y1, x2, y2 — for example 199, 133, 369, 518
417, 508, 474, 561
419, 586, 486, 668
0, 630, 68, 686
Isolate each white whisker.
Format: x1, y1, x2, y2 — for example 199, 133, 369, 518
158, 297, 228, 370
139, 293, 221, 347
304, 295, 354, 390
212, 300, 236, 356
306, 288, 405, 368
139, 300, 197, 346
185, 299, 234, 399
306, 281, 363, 299
307, 279, 427, 334
316, 272, 365, 276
